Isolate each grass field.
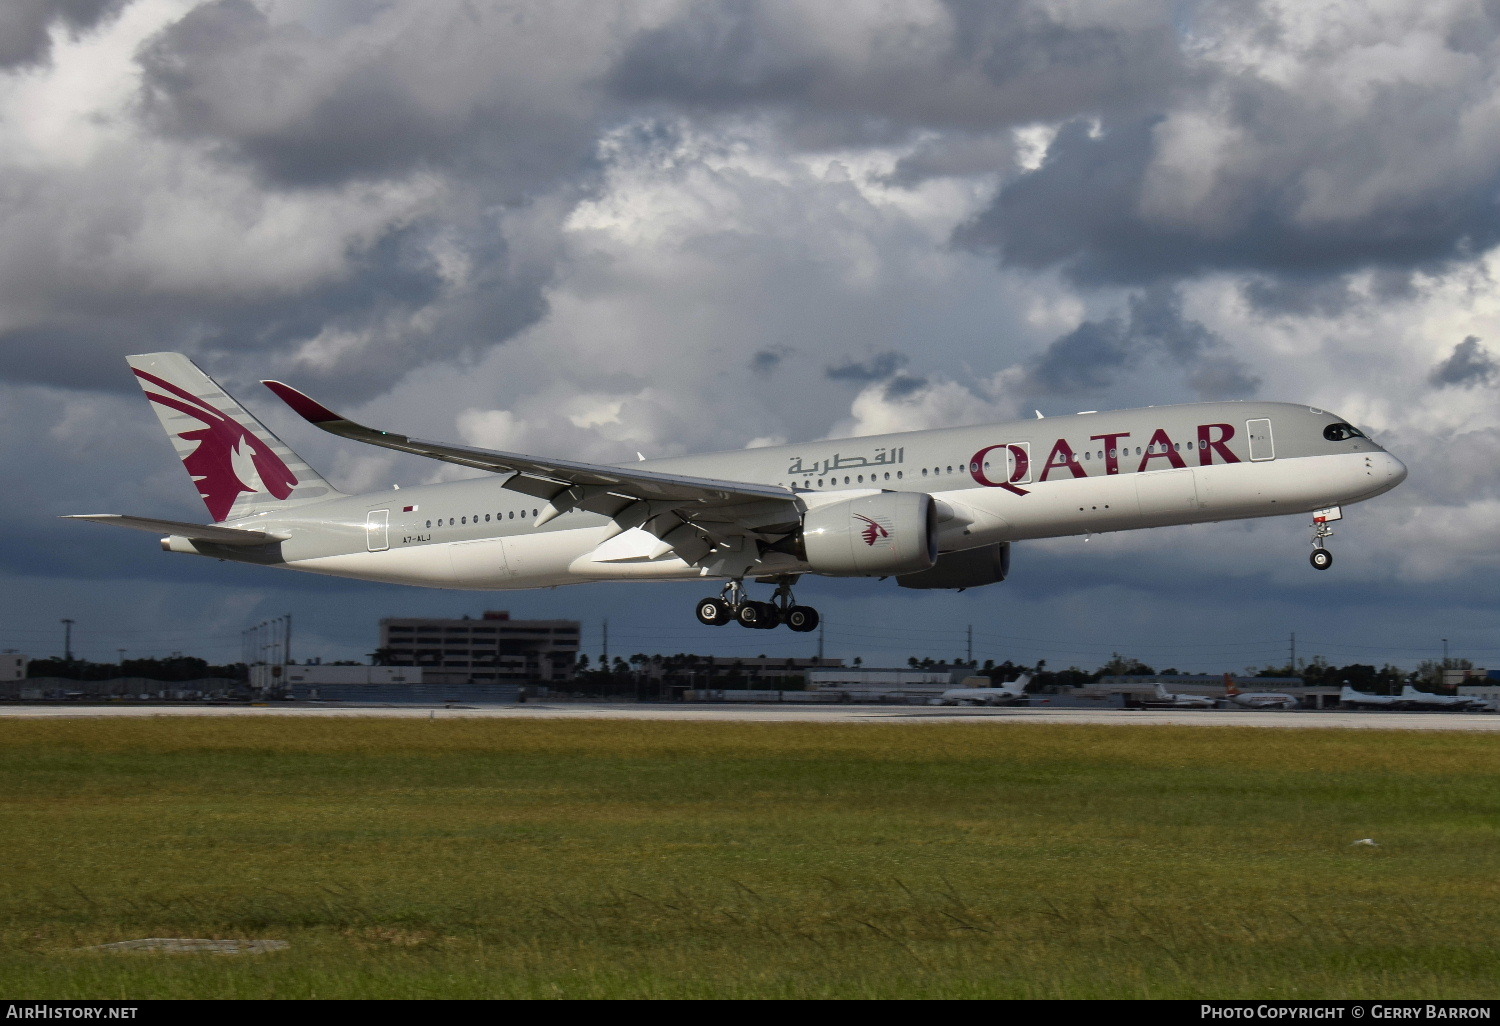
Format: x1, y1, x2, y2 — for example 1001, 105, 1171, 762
2, 717, 1498, 999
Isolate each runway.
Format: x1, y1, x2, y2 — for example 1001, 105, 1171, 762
3, 703, 1500, 731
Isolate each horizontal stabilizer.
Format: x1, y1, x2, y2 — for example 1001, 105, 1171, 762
62, 514, 281, 545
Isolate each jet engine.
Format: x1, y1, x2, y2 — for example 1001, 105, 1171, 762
897, 542, 1010, 590
799, 492, 937, 576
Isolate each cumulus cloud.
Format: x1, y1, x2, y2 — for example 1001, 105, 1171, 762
960, 3, 1500, 292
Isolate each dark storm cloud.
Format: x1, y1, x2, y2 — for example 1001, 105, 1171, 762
1429, 336, 1498, 389
0, 2, 631, 398
610, 0, 1184, 132
0, 0, 131, 69
1027, 286, 1257, 398
138, 0, 606, 193
608, 0, 819, 110
0, 222, 497, 402
825, 351, 908, 384
961, 77, 1500, 288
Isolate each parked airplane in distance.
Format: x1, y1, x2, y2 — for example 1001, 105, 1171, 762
1339, 686, 1404, 709
934, 674, 1031, 706
1396, 685, 1490, 711
68, 353, 1408, 629
1148, 683, 1216, 708
1223, 674, 1299, 709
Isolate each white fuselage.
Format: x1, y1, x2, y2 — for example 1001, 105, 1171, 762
174, 400, 1407, 591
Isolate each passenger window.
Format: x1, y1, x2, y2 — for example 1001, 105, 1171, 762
922, 468, 928, 477
1084, 452, 1091, 460
896, 471, 903, 480
461, 517, 467, 525
857, 475, 863, 483
521, 510, 527, 518
425, 520, 432, 528
449, 518, 455, 526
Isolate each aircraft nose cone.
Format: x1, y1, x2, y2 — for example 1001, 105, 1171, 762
1385, 452, 1408, 485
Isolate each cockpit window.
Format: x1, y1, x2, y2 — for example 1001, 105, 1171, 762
1323, 423, 1366, 441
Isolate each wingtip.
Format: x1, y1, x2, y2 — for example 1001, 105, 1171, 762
262, 380, 341, 423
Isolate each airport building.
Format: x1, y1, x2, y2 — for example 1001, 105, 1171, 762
806, 666, 975, 701
379, 610, 581, 685
0, 653, 28, 682
1448, 667, 1500, 704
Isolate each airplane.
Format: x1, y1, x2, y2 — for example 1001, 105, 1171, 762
1147, 682, 1216, 708
1222, 673, 1299, 710
66, 353, 1408, 629
1396, 685, 1490, 711
1339, 685, 1405, 709
933, 674, 1031, 706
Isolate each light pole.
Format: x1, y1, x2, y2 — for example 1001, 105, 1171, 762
61, 619, 74, 661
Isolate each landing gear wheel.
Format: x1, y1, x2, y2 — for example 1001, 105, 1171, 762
737, 600, 780, 629
785, 605, 820, 633
1310, 548, 1333, 570
696, 597, 733, 626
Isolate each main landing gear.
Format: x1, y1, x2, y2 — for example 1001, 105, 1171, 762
695, 578, 820, 632
1309, 506, 1342, 570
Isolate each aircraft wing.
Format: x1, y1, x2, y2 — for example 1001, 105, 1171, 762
263, 381, 801, 566
62, 514, 281, 545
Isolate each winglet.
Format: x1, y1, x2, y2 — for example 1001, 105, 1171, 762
262, 380, 343, 424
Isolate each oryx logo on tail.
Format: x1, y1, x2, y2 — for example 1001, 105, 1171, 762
133, 368, 298, 521
854, 513, 890, 547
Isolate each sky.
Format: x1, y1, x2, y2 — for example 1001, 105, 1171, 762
5, 0, 1500, 675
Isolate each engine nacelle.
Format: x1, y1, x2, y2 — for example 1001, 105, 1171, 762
897, 542, 1011, 590
802, 492, 937, 576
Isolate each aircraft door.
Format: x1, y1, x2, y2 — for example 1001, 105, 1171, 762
1003, 442, 1032, 485
1246, 419, 1275, 461
366, 510, 390, 552
973, 442, 1031, 487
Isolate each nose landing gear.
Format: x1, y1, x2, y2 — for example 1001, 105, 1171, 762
695, 577, 819, 631
1309, 506, 1341, 570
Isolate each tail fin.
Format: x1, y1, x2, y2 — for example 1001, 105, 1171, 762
1223, 672, 1240, 696
128, 352, 342, 522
